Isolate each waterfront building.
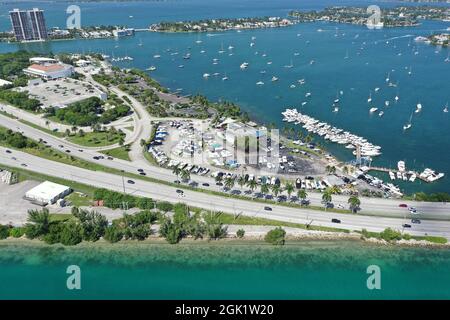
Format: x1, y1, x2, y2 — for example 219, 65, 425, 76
23, 57, 74, 80
9, 8, 48, 41
112, 28, 135, 37
24, 181, 71, 205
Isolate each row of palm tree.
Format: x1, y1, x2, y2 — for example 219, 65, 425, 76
171, 169, 361, 212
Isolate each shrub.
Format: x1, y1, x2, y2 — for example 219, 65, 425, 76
264, 227, 286, 245
379, 228, 402, 242
236, 229, 245, 239
157, 201, 173, 212
0, 225, 10, 239
9, 227, 25, 238
59, 221, 83, 246
104, 225, 123, 243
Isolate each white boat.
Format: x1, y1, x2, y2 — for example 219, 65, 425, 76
444, 103, 449, 113
369, 107, 378, 113
398, 161, 406, 172
146, 66, 156, 71
415, 103, 422, 113
374, 87, 380, 92
389, 171, 396, 180
378, 111, 384, 117
240, 62, 249, 69
385, 72, 390, 83
385, 100, 390, 107
301, 102, 307, 106
153, 54, 161, 59
250, 42, 255, 47
409, 173, 417, 182
202, 73, 210, 78
267, 61, 273, 65
290, 84, 296, 89
333, 106, 339, 113
256, 81, 264, 86
367, 92, 372, 103
408, 66, 412, 75
403, 113, 413, 130
284, 60, 294, 68
222, 75, 229, 81
271, 76, 278, 82
305, 92, 312, 98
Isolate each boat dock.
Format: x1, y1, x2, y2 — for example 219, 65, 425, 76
365, 166, 445, 183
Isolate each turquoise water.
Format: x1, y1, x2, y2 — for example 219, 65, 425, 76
1, 240, 450, 299
0, 1, 448, 194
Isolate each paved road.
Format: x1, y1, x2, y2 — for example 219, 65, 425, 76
1, 112, 449, 220
2, 148, 450, 238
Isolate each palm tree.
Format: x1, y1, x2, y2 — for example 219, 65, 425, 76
328, 185, 341, 195
71, 126, 78, 133
322, 191, 332, 210
180, 169, 190, 182
172, 166, 181, 180
45, 120, 50, 128
224, 176, 235, 190
237, 176, 246, 189
215, 175, 223, 184
271, 184, 281, 198
348, 196, 361, 213
297, 189, 308, 205
342, 166, 349, 175
27, 208, 50, 235
247, 179, 258, 193
285, 182, 294, 199
260, 183, 269, 196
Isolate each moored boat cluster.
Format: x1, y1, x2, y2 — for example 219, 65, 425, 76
282, 109, 382, 157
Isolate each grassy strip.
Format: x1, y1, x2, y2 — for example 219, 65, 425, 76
356, 229, 448, 244
67, 131, 123, 147
214, 212, 350, 233
0, 110, 18, 119
100, 146, 131, 161
18, 119, 64, 137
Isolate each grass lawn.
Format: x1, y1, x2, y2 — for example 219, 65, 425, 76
67, 131, 125, 147
66, 192, 92, 207
18, 120, 64, 138
100, 146, 131, 161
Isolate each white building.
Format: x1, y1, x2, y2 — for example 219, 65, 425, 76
25, 181, 71, 205
23, 57, 74, 80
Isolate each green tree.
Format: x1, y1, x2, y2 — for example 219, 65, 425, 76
104, 225, 123, 243
224, 176, 235, 190
271, 184, 281, 197
285, 182, 294, 199
237, 176, 246, 189
59, 221, 83, 246
348, 196, 361, 213
180, 169, 190, 182
236, 228, 245, 239
0, 225, 9, 239
297, 189, 308, 205
247, 179, 258, 193
25, 208, 50, 239
264, 227, 286, 245
322, 191, 332, 210
260, 183, 269, 196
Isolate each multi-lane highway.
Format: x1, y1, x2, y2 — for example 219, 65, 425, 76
1, 110, 449, 220
3, 147, 450, 238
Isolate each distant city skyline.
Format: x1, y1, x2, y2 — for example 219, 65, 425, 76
9, 8, 48, 42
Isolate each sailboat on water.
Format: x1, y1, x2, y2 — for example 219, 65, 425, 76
284, 59, 294, 68
444, 103, 449, 113
403, 113, 413, 131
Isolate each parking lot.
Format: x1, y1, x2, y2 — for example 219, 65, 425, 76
17, 78, 105, 109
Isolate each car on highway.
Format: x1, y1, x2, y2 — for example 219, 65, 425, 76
5, 150, 11, 154
59, 145, 64, 148
107, 157, 113, 160
409, 207, 417, 213
11, 157, 16, 160
264, 206, 272, 211
21, 163, 27, 167
65, 150, 71, 153
176, 189, 184, 194
127, 180, 135, 184
402, 224, 412, 228
331, 218, 341, 224
411, 219, 421, 224
174, 180, 180, 184
216, 182, 223, 186
399, 204, 408, 208
139, 172, 146, 176
78, 149, 83, 152
137, 169, 144, 173
93, 156, 100, 160
202, 183, 210, 187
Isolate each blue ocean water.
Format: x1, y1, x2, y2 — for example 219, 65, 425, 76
2, 240, 450, 299
0, 0, 448, 195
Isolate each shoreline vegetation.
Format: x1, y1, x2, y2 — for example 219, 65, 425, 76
289, 6, 449, 27
149, 16, 295, 33
0, 206, 447, 247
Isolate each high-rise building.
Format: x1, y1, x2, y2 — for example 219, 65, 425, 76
9, 8, 48, 42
